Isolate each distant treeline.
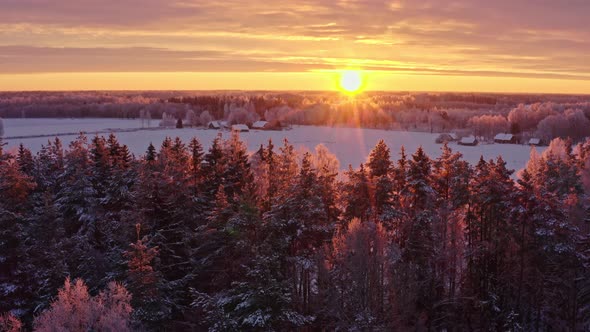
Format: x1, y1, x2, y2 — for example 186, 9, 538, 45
1, 91, 590, 141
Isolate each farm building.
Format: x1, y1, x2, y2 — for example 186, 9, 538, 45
252, 120, 270, 129
232, 124, 250, 132
435, 133, 458, 144
494, 133, 516, 144
458, 135, 478, 146
528, 138, 543, 146
207, 121, 221, 129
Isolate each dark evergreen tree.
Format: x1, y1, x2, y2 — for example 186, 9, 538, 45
366, 140, 400, 229
202, 134, 227, 202
342, 164, 372, 224
0, 150, 36, 316
16, 143, 34, 176
406, 146, 434, 213
463, 156, 515, 329
430, 143, 471, 329
125, 224, 165, 329
223, 131, 254, 204
188, 137, 204, 197
145, 142, 156, 162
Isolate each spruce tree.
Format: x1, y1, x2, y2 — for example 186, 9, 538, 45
342, 164, 372, 224
145, 143, 156, 162
125, 224, 164, 328
188, 137, 204, 197
430, 143, 471, 329
464, 156, 515, 329
16, 143, 34, 175
367, 140, 399, 228
203, 134, 227, 202
0, 150, 36, 315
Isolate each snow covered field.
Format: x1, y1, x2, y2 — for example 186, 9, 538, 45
3, 118, 156, 138
2, 118, 544, 173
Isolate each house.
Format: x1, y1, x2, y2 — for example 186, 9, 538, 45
207, 121, 221, 129
435, 133, 457, 144
458, 135, 478, 146
252, 120, 270, 129
232, 124, 250, 132
528, 138, 542, 146
219, 121, 230, 129
494, 133, 516, 144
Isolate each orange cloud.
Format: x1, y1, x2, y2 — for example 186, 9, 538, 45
0, 1, 589, 92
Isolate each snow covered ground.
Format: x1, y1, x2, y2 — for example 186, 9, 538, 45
2, 118, 545, 173
3, 118, 156, 138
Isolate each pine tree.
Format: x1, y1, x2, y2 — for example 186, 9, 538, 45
329, 218, 389, 330
311, 144, 340, 230
260, 140, 279, 213
54, 135, 96, 233
188, 137, 204, 197
406, 146, 434, 213
53, 135, 113, 292
32, 138, 64, 194
90, 135, 110, 182
193, 249, 312, 331
203, 134, 227, 202
515, 156, 587, 330
21, 191, 68, 321
391, 147, 439, 329
463, 156, 515, 329
107, 133, 122, 165
367, 139, 392, 178
430, 143, 471, 329
0, 150, 36, 315
138, 138, 196, 325
275, 138, 298, 203
89, 136, 111, 248
223, 131, 255, 204
342, 164, 372, 224
145, 142, 156, 162
0, 153, 36, 210
393, 146, 408, 195
16, 143, 34, 175
192, 184, 235, 303
125, 224, 164, 328
366, 140, 399, 229
267, 153, 332, 314
250, 143, 270, 211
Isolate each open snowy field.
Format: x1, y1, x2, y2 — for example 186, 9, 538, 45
2, 118, 544, 173
2, 118, 157, 138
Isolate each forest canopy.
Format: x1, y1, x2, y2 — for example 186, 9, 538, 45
0, 131, 589, 331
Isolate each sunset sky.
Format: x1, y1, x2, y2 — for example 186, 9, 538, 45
1, 0, 590, 93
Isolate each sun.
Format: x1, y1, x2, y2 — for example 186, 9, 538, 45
338, 70, 364, 94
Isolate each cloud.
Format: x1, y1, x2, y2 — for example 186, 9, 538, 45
0, 0, 589, 83
0, 46, 327, 73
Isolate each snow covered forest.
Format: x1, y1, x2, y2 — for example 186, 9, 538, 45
1, 131, 589, 331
